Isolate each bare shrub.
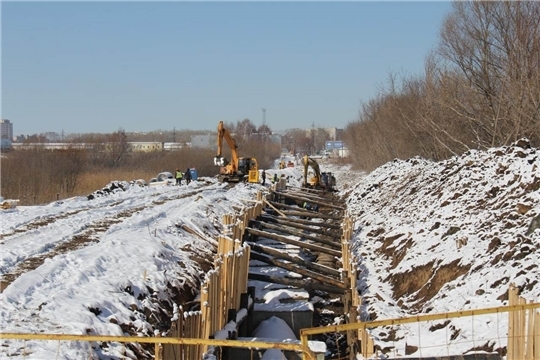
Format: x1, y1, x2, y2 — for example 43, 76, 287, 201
1, 147, 88, 204
436, 1, 540, 147
346, 1, 540, 170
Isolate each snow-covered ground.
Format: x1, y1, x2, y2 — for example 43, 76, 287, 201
1, 142, 539, 359
347, 139, 540, 357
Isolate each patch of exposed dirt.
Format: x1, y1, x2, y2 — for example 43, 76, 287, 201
387, 259, 471, 308
1, 184, 218, 293
413, 259, 471, 306
1, 207, 92, 238
0, 205, 145, 292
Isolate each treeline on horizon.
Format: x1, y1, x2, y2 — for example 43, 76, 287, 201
344, 1, 540, 171
2, 120, 284, 205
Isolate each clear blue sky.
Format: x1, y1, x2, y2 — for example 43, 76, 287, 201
2, 1, 452, 136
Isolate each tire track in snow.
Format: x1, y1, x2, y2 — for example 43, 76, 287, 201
1, 199, 127, 238
0, 183, 218, 293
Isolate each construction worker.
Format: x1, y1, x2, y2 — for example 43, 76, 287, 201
261, 170, 266, 186
175, 169, 183, 185
185, 168, 192, 185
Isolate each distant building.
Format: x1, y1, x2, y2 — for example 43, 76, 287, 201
325, 127, 343, 141
1, 119, 13, 140
1, 138, 12, 151
163, 142, 185, 151
129, 142, 163, 152
12, 143, 91, 151
303, 127, 343, 140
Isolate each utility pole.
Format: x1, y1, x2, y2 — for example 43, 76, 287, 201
262, 108, 267, 143
311, 122, 315, 155
173, 127, 176, 142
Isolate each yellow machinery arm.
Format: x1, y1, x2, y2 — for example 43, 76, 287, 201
302, 155, 336, 190
214, 121, 259, 183
215, 121, 239, 173
302, 155, 322, 187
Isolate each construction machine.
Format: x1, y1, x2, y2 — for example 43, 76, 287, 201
302, 155, 336, 191
214, 121, 259, 183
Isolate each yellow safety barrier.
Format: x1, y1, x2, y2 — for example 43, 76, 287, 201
300, 302, 540, 359
0, 333, 316, 360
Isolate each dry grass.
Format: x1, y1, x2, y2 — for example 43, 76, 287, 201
2, 141, 281, 205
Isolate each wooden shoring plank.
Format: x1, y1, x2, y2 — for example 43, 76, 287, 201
265, 200, 311, 212
526, 300, 534, 360
232, 250, 239, 310
246, 227, 341, 257
519, 297, 526, 360
217, 269, 224, 332
284, 190, 345, 208
239, 249, 246, 306
263, 199, 288, 217
263, 212, 343, 230
200, 286, 210, 356
534, 311, 539, 360
509, 284, 519, 360
261, 214, 343, 237
342, 274, 354, 359
270, 189, 345, 210
284, 186, 342, 201
241, 246, 251, 306
366, 333, 374, 357
226, 254, 234, 317
247, 242, 340, 278
219, 258, 226, 330
250, 251, 345, 289
228, 233, 235, 253
186, 316, 196, 360
234, 252, 242, 310
248, 272, 345, 294
179, 309, 184, 360
207, 278, 214, 340
213, 271, 220, 334
342, 241, 349, 269
217, 236, 223, 256
251, 220, 340, 250
195, 314, 201, 360
286, 184, 327, 193
280, 210, 342, 220
228, 253, 235, 317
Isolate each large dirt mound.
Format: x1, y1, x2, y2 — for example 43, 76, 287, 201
346, 138, 539, 353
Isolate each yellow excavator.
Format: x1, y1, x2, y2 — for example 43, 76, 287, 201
302, 155, 336, 190
214, 121, 259, 183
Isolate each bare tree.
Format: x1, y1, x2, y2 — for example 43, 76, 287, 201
235, 119, 257, 141
106, 128, 131, 168
437, 1, 540, 147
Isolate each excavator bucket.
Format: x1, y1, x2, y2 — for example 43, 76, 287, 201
214, 156, 228, 167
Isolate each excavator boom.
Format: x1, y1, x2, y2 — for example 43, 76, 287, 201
302, 155, 336, 191
214, 121, 259, 183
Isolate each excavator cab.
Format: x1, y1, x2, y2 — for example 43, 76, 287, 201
302, 155, 336, 191
239, 157, 259, 183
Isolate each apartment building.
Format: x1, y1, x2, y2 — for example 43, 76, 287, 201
1, 119, 13, 140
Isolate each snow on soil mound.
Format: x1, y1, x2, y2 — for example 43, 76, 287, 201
346, 138, 539, 355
